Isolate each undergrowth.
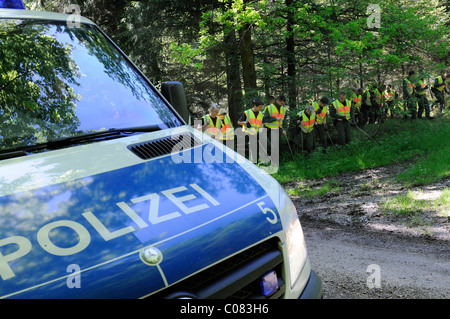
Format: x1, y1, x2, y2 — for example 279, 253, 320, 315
273, 111, 450, 187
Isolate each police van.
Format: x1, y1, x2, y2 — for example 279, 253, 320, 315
0, 0, 323, 299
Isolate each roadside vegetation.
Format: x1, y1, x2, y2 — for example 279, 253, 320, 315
274, 111, 450, 186
380, 189, 450, 227
275, 111, 450, 227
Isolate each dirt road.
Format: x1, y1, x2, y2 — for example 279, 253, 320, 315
287, 163, 449, 299
301, 217, 449, 299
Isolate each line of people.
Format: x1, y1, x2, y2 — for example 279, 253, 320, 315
403, 71, 449, 120
196, 96, 288, 163
197, 72, 448, 161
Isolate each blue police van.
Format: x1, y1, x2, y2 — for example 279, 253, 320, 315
0, 0, 322, 299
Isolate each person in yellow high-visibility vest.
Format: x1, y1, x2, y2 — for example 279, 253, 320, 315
217, 108, 235, 147
382, 84, 397, 119
430, 73, 448, 112
403, 70, 417, 119
415, 77, 432, 119
237, 98, 265, 163
263, 95, 288, 153
330, 92, 352, 146
197, 103, 221, 138
293, 105, 316, 154
371, 84, 384, 124
312, 96, 330, 152
238, 100, 264, 135
351, 88, 363, 127
263, 95, 287, 130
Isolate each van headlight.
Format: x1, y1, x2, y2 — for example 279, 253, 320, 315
277, 186, 307, 287
285, 210, 307, 287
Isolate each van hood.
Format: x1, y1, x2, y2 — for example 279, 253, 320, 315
0, 136, 283, 298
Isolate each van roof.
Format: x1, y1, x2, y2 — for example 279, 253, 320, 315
0, 8, 95, 25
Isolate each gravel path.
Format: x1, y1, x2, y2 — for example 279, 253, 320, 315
301, 217, 449, 299
289, 163, 450, 240
287, 163, 449, 298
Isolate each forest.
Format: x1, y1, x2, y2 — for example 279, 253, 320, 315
23, 0, 449, 125
14, 0, 450, 247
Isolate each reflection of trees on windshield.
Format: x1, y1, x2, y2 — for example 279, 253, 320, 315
0, 19, 182, 152
0, 20, 81, 150
63, 26, 181, 129
65, 26, 146, 102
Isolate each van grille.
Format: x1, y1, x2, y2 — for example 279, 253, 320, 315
128, 133, 200, 160
147, 238, 285, 299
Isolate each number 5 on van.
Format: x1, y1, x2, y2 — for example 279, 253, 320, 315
257, 202, 278, 224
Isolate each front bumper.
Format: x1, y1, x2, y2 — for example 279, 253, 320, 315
299, 270, 323, 299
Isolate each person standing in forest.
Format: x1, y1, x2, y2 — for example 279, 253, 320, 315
313, 96, 330, 152
361, 86, 371, 126
351, 88, 363, 126
330, 92, 352, 146
371, 84, 383, 123
237, 98, 265, 163
217, 107, 235, 145
403, 70, 417, 119
383, 84, 397, 119
197, 103, 221, 139
293, 105, 316, 155
415, 77, 432, 119
430, 73, 449, 112
263, 95, 287, 152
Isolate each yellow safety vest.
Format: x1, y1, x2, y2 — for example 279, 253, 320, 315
383, 90, 394, 102
202, 114, 220, 137
242, 109, 263, 135
351, 93, 362, 110
432, 76, 445, 92
313, 101, 327, 125
373, 89, 382, 104
364, 90, 372, 106
218, 115, 234, 140
405, 78, 414, 95
332, 99, 351, 121
297, 110, 316, 133
264, 104, 286, 129
417, 80, 427, 95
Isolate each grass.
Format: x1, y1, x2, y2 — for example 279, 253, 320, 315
273, 112, 450, 187
287, 180, 342, 198
275, 111, 450, 229
381, 188, 450, 226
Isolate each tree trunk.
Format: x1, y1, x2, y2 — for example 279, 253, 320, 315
238, 0, 257, 98
286, 0, 296, 106
224, 28, 243, 125
359, 55, 363, 88
238, 24, 257, 94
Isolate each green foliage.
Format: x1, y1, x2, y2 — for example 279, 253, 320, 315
273, 115, 450, 187
0, 20, 81, 148
22, 0, 450, 123
287, 180, 342, 198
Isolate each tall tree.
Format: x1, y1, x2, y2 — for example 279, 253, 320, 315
285, 0, 296, 105
224, 26, 244, 124
238, 0, 258, 95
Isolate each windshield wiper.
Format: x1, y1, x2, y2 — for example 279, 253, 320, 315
0, 125, 161, 160
47, 125, 162, 148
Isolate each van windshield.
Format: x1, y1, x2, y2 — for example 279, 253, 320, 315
0, 19, 183, 152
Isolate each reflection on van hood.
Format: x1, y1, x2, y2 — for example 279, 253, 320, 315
0, 142, 282, 298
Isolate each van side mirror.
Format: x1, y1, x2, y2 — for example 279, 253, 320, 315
161, 81, 190, 125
